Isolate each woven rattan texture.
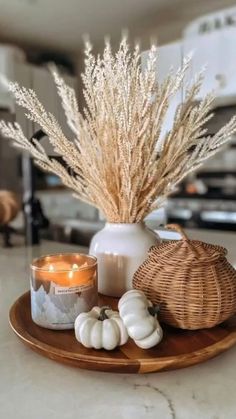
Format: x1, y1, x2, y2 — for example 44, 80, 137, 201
133, 226, 236, 330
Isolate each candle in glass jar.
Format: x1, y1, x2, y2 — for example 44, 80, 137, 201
30, 253, 97, 330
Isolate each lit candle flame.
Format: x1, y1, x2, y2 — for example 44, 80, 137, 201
68, 263, 79, 280
49, 264, 54, 272
68, 270, 73, 279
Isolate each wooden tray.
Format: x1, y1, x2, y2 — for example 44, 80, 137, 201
9, 292, 236, 374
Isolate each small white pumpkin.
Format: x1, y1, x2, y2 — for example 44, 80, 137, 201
118, 290, 163, 349
74, 306, 129, 350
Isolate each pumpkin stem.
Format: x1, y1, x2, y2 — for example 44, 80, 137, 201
98, 306, 112, 321
148, 304, 161, 317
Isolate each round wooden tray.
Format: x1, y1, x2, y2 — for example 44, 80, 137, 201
9, 291, 236, 374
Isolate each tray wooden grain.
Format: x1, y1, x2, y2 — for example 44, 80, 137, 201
9, 291, 236, 373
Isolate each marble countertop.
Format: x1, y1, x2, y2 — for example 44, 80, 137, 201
1, 229, 236, 419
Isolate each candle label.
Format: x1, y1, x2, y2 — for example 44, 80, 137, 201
54, 281, 94, 295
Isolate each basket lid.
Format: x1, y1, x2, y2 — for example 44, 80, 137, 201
149, 224, 227, 265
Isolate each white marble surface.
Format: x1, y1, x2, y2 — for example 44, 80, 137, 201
0, 230, 236, 419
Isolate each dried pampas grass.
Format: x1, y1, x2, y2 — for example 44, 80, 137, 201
0, 38, 236, 222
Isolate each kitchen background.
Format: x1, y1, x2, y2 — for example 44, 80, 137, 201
0, 0, 236, 247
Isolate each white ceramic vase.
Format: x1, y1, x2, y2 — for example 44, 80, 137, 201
89, 222, 159, 297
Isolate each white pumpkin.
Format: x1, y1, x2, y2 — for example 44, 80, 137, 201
118, 290, 163, 349
74, 306, 129, 350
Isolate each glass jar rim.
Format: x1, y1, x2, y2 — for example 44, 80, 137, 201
31, 253, 97, 272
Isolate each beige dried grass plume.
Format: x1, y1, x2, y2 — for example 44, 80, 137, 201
0, 38, 236, 222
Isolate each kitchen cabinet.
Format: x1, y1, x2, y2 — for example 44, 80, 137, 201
183, 31, 221, 100
57, 74, 77, 140
31, 66, 59, 155
31, 66, 77, 153
13, 63, 77, 148
32, 66, 57, 118
142, 41, 182, 135
151, 27, 236, 109
0, 62, 31, 192
14, 62, 34, 139
183, 27, 236, 105
218, 27, 236, 104
0, 46, 25, 111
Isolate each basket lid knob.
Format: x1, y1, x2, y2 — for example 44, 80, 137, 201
165, 224, 189, 240
148, 224, 227, 264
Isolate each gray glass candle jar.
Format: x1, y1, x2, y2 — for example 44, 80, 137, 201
30, 253, 98, 330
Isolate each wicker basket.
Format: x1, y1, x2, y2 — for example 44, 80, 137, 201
133, 224, 236, 330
